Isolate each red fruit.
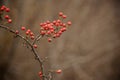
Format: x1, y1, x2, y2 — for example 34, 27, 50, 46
38, 71, 42, 75
38, 71, 42, 78
58, 31, 62, 35
27, 29, 31, 33
50, 29, 54, 33
33, 44, 37, 48
21, 26, 26, 30
0, 5, 6, 11
15, 30, 19, 34
47, 31, 51, 35
46, 20, 50, 24
40, 30, 46, 35
30, 32, 34, 36
62, 23, 66, 27
40, 23, 43, 26
48, 38, 52, 42
61, 27, 66, 32
56, 33, 60, 37
67, 21, 72, 25
53, 20, 56, 24
31, 36, 35, 40
4, 15, 10, 19
59, 12, 63, 16
5, 8, 10, 12
8, 19, 12, 23
62, 15, 67, 19
57, 19, 61, 23
56, 69, 62, 74
26, 31, 29, 35
55, 23, 60, 27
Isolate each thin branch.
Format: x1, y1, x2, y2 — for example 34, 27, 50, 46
32, 34, 42, 45
0, 24, 45, 80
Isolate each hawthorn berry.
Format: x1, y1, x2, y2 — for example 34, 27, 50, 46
57, 19, 61, 23
53, 34, 57, 38
4, 15, 10, 19
5, 8, 10, 12
27, 29, 31, 33
38, 71, 42, 78
31, 36, 35, 40
62, 23, 66, 27
25, 31, 29, 35
7, 19, 12, 23
21, 26, 26, 30
40, 30, 46, 35
59, 12, 63, 16
15, 30, 19, 34
33, 44, 37, 48
60, 27, 66, 32
56, 33, 60, 37
47, 31, 51, 35
48, 38, 52, 42
62, 15, 67, 19
67, 21, 72, 25
0, 5, 6, 11
56, 69, 62, 74
30, 32, 34, 36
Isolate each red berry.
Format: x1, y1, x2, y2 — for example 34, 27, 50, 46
58, 31, 62, 35
59, 12, 63, 16
62, 15, 67, 19
38, 71, 42, 75
40, 30, 46, 35
21, 26, 26, 30
38, 71, 42, 78
48, 38, 52, 42
53, 20, 56, 24
30, 32, 34, 36
33, 44, 37, 48
31, 36, 35, 40
26, 31, 29, 35
46, 20, 50, 24
0, 5, 6, 11
53, 34, 57, 38
67, 21, 72, 25
61, 27, 66, 32
5, 8, 10, 12
50, 29, 54, 33
47, 31, 51, 35
56, 33, 60, 37
62, 23, 66, 27
4, 15, 10, 19
55, 23, 60, 27
27, 29, 31, 33
57, 19, 61, 23
56, 69, 62, 74
15, 30, 19, 34
8, 19, 12, 23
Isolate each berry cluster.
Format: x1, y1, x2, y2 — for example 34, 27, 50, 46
40, 12, 72, 42
0, 5, 72, 80
21, 26, 35, 40
0, 5, 12, 23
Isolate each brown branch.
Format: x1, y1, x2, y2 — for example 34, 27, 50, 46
0, 24, 45, 80
32, 34, 42, 45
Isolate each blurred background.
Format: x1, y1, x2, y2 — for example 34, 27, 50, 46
0, 0, 120, 80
